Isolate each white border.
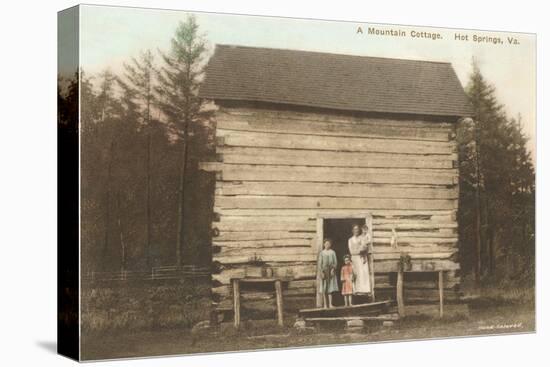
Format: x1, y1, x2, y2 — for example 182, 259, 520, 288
0, 1, 546, 366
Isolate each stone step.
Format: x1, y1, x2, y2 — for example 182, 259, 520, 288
298, 300, 394, 318
303, 313, 399, 323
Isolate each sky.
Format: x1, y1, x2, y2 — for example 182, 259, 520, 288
65, 4, 536, 159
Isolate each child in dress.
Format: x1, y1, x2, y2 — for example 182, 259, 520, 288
318, 239, 338, 308
360, 224, 371, 264
340, 254, 354, 306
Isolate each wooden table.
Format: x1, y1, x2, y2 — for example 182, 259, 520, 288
231, 277, 290, 328
396, 269, 447, 318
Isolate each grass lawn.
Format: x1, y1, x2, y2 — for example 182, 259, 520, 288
81, 299, 535, 361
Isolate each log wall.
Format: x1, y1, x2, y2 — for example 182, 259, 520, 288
200, 106, 461, 312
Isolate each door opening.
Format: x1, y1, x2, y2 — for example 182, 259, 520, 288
316, 213, 374, 307
323, 218, 364, 306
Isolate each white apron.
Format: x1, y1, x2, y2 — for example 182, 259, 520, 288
348, 235, 372, 294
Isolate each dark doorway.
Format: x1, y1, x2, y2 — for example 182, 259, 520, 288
323, 218, 365, 306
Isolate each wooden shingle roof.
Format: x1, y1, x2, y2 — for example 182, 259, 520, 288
199, 45, 473, 118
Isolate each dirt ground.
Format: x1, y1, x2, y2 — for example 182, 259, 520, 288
81, 300, 535, 361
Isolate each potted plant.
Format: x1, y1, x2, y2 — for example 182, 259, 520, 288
247, 253, 266, 277
399, 252, 412, 272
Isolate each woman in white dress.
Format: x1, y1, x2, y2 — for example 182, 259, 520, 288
348, 224, 372, 295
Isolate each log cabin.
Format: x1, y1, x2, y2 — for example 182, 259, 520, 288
198, 45, 472, 318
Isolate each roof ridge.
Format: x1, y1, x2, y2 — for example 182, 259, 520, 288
214, 44, 452, 65
201, 44, 473, 117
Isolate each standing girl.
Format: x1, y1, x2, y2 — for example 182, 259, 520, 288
318, 239, 338, 308
348, 224, 372, 295
340, 254, 354, 306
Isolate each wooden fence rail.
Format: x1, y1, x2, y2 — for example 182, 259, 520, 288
82, 265, 211, 283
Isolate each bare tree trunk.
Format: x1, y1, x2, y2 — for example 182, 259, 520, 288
175, 119, 190, 269
474, 197, 482, 283
486, 203, 495, 277
490, 229, 498, 275
175, 62, 193, 269
473, 123, 483, 285
145, 91, 153, 269
145, 130, 152, 268
116, 191, 126, 272
484, 191, 495, 277
101, 139, 115, 271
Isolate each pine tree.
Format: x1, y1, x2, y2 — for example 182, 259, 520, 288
96, 70, 119, 123
156, 16, 214, 267
118, 50, 157, 268
95, 69, 122, 270
459, 60, 535, 285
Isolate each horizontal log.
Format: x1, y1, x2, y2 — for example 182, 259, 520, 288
213, 282, 316, 298
368, 270, 460, 287
217, 181, 458, 199
218, 146, 456, 169
282, 287, 316, 297
214, 279, 459, 293
218, 165, 457, 185
215, 295, 316, 312
213, 264, 317, 284
376, 279, 460, 290
214, 238, 313, 248
213, 266, 316, 283
216, 230, 315, 241
370, 250, 457, 261
214, 250, 457, 266
287, 279, 317, 289
215, 195, 457, 210
215, 258, 460, 279
373, 238, 458, 245
214, 246, 315, 258
214, 235, 457, 247
214, 246, 457, 264
218, 129, 456, 155
241, 293, 275, 301
374, 260, 460, 272
373, 230, 458, 238
214, 293, 316, 306
222, 108, 454, 131
214, 253, 318, 265
215, 208, 456, 218
199, 162, 222, 172
214, 217, 316, 232
215, 272, 458, 293
372, 246, 457, 255
373, 222, 458, 230
214, 215, 457, 235
214, 235, 456, 251
232, 287, 319, 301
217, 112, 453, 142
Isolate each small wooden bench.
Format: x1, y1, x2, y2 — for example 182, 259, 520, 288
395, 269, 448, 318
231, 277, 292, 328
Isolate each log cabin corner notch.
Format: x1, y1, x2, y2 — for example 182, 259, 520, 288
198, 45, 473, 314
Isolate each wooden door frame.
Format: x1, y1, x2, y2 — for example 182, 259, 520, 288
315, 212, 374, 307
